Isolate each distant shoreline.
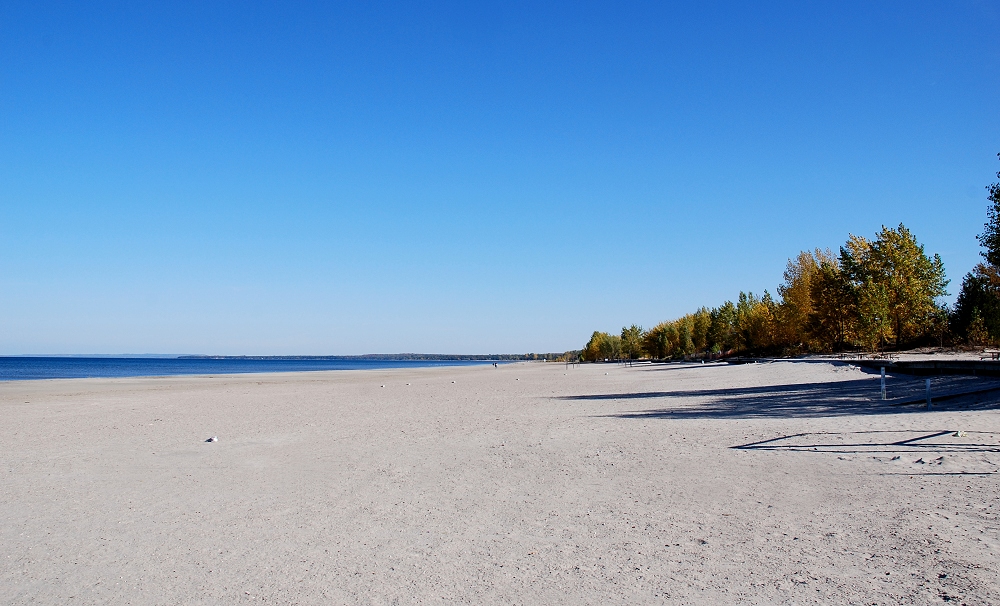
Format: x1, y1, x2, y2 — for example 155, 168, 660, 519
2, 353, 565, 361
178, 353, 560, 361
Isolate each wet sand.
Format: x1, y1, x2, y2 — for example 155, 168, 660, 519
2, 360, 999, 604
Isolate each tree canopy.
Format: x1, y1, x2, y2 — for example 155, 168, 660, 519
841, 225, 948, 349
953, 153, 1000, 343
583, 223, 950, 360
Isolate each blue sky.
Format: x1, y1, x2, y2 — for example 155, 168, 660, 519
1, 1, 998, 354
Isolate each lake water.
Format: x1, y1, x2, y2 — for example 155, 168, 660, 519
0, 357, 501, 381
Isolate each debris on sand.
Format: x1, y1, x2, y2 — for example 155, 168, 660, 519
206, 436, 218, 443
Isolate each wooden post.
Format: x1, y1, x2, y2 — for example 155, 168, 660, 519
880, 367, 886, 400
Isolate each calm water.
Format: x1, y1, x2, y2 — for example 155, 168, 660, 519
0, 357, 500, 381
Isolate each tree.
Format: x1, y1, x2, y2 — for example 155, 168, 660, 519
582, 331, 603, 362
778, 248, 835, 350
928, 305, 950, 347
580, 223, 950, 356
841, 225, 948, 349
643, 324, 671, 359
968, 310, 990, 346
604, 334, 622, 360
663, 323, 679, 356
954, 154, 1000, 343
733, 291, 778, 352
583, 331, 621, 362
621, 325, 645, 360
691, 307, 711, 351
707, 302, 737, 353
677, 320, 695, 355
953, 266, 1000, 342
976, 152, 1000, 266
808, 260, 856, 350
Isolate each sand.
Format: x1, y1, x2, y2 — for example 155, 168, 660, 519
2, 360, 999, 605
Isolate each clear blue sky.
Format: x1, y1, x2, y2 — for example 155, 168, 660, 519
1, 1, 998, 355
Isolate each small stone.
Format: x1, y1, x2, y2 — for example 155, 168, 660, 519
206, 436, 218, 443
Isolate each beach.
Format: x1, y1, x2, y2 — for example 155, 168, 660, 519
2, 360, 999, 604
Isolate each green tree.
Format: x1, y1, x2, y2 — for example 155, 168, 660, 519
677, 320, 695, 355
807, 260, 856, 350
976, 152, 1000, 266
734, 291, 777, 352
662, 323, 679, 357
841, 225, 948, 349
643, 324, 670, 359
954, 154, 1000, 342
621, 325, 645, 360
602, 334, 622, 360
707, 302, 737, 353
953, 267, 1000, 342
691, 307, 711, 351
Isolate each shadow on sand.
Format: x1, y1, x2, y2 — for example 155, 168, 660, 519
732, 430, 1000, 456
560, 375, 1000, 420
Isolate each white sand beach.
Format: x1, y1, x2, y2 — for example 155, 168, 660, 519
2, 360, 999, 604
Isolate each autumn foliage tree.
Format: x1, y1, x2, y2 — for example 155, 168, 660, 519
620, 325, 644, 360
776, 249, 836, 349
807, 259, 856, 350
584, 223, 949, 359
582, 331, 622, 362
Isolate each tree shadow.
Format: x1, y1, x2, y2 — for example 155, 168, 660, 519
630, 359, 869, 372
562, 375, 1000, 419
732, 430, 1000, 455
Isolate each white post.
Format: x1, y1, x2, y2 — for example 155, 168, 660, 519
926, 378, 932, 410
880, 367, 886, 400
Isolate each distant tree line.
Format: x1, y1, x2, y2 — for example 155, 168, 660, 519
583, 154, 1000, 361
